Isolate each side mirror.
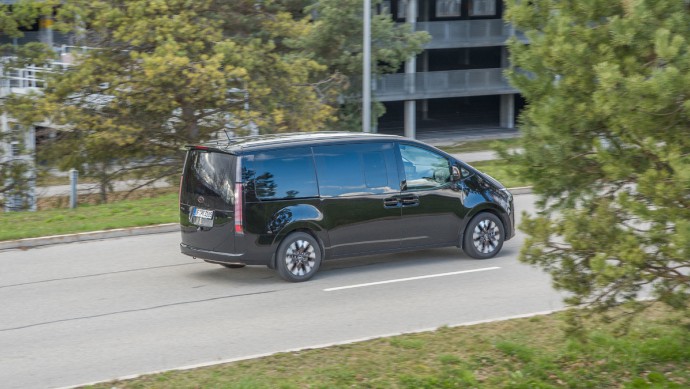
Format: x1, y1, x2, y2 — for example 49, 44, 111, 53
451, 166, 461, 181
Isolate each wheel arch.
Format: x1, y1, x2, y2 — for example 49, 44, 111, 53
460, 205, 510, 250
269, 223, 327, 269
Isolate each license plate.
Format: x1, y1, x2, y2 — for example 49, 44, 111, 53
193, 207, 214, 219
190, 207, 214, 227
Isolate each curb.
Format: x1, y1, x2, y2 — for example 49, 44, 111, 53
0, 223, 179, 251
0, 187, 533, 251
508, 186, 532, 195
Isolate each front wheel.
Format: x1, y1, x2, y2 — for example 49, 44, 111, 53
463, 213, 504, 259
276, 232, 322, 282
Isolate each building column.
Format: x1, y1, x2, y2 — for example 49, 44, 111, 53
39, 15, 54, 48
500, 94, 515, 129
421, 50, 429, 120
404, 0, 418, 139
499, 46, 515, 129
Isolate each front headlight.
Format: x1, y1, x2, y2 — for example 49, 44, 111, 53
497, 188, 513, 214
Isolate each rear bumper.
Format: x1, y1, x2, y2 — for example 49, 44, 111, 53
180, 243, 269, 266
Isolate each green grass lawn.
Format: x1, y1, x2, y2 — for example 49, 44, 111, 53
86, 305, 689, 388
438, 137, 520, 154
0, 193, 179, 241
470, 159, 528, 189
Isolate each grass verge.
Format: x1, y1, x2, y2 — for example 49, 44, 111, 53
87, 305, 689, 388
438, 137, 520, 154
0, 191, 179, 241
470, 159, 528, 188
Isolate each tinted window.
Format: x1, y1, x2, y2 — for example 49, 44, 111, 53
314, 143, 398, 197
243, 148, 318, 200
399, 144, 451, 191
181, 150, 236, 210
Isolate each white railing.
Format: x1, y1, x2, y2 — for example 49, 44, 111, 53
373, 68, 517, 101
0, 54, 73, 96
417, 19, 514, 49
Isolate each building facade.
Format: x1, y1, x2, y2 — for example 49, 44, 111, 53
1, 0, 521, 140
374, 0, 522, 138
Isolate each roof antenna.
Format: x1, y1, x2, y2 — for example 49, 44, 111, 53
223, 129, 232, 142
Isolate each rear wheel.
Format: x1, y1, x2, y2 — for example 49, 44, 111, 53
463, 213, 504, 259
276, 232, 322, 282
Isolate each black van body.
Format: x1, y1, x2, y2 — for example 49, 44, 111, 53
179, 132, 514, 281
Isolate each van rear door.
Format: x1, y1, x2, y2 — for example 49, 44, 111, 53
180, 148, 238, 253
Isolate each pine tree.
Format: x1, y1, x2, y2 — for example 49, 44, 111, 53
3, 0, 426, 202
504, 0, 690, 317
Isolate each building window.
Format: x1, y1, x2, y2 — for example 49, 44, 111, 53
436, 0, 462, 17
379, 0, 391, 15
398, 0, 419, 20
469, 0, 496, 16
397, 0, 408, 19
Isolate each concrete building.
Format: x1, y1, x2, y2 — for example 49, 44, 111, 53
1, 0, 522, 139
374, 0, 522, 138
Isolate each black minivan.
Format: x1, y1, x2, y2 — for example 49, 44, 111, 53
179, 132, 514, 282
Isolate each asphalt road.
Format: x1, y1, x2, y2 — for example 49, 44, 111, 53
0, 194, 566, 389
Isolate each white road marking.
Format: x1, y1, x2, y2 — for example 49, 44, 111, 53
323, 266, 501, 292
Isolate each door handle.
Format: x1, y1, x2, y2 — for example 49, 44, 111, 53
400, 194, 419, 207
383, 197, 400, 208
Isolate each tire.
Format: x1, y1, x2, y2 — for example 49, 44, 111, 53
463, 212, 504, 259
276, 232, 322, 282
220, 263, 246, 269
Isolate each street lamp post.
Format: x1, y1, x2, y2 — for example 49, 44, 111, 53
362, 0, 371, 133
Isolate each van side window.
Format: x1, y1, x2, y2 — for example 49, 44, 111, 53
399, 144, 451, 191
313, 143, 398, 197
243, 148, 318, 200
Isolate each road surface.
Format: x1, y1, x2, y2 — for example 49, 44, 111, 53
0, 194, 565, 389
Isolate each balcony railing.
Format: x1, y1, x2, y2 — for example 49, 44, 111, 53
0, 61, 72, 97
417, 19, 515, 49
372, 68, 517, 102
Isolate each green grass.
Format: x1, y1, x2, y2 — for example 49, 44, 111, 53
0, 193, 179, 241
470, 159, 529, 188
437, 137, 520, 154
86, 306, 689, 388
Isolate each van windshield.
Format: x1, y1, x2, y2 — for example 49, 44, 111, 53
181, 149, 236, 211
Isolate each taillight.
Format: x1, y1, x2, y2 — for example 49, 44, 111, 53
234, 183, 243, 234
178, 175, 183, 203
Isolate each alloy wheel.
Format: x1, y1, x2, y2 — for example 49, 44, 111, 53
285, 239, 316, 276
472, 218, 500, 254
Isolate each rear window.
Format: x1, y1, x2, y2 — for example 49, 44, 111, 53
181, 149, 236, 210
243, 147, 318, 201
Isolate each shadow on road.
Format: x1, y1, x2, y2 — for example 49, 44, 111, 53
182, 246, 518, 286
